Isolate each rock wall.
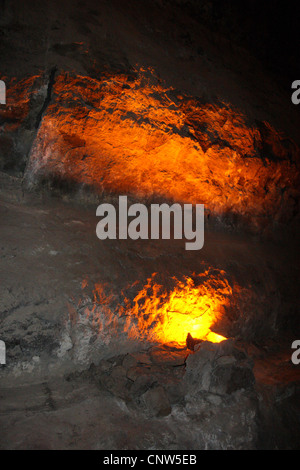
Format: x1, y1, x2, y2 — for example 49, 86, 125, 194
0, 0, 299, 235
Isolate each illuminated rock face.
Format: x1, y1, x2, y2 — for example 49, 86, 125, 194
24, 69, 300, 232
0, 1, 299, 234
79, 269, 232, 347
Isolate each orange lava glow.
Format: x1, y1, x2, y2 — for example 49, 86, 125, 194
27, 67, 299, 227
79, 269, 232, 347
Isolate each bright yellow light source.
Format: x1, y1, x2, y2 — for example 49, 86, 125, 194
124, 271, 231, 346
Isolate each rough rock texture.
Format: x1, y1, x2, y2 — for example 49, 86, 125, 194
22, 70, 300, 235
0, 0, 299, 450
184, 339, 255, 395
90, 340, 260, 450
0, 176, 299, 449
2, 332, 299, 449
0, 74, 48, 174
0, 174, 298, 378
0, 0, 299, 234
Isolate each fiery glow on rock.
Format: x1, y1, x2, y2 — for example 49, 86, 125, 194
123, 271, 230, 345
26, 67, 299, 228
79, 269, 232, 347
0, 75, 42, 128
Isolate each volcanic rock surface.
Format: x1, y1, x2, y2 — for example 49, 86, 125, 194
0, 0, 299, 450
0, 0, 299, 234
0, 174, 299, 449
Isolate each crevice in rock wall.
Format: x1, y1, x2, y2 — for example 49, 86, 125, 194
0, 75, 48, 175
35, 67, 57, 130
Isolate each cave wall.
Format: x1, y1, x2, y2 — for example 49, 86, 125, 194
0, 0, 299, 235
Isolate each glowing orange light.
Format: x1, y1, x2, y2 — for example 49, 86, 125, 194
79, 269, 232, 347
123, 271, 231, 346
26, 67, 299, 228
